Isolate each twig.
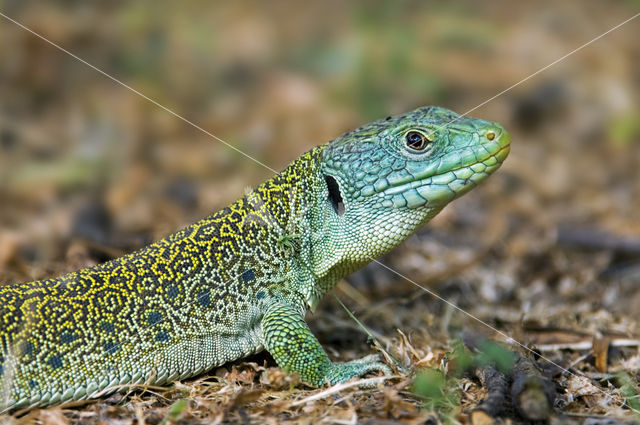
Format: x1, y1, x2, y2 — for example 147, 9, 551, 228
290, 376, 394, 406
470, 365, 508, 425
535, 338, 640, 352
511, 356, 556, 421
556, 226, 640, 254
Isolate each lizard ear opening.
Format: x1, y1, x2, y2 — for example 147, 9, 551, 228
324, 174, 345, 216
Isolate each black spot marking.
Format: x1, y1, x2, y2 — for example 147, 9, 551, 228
48, 355, 63, 369
29, 380, 38, 390
148, 311, 162, 326
153, 262, 170, 277
21, 341, 34, 356
100, 321, 115, 333
161, 248, 172, 261
104, 341, 119, 354
242, 269, 255, 283
194, 225, 216, 242
256, 290, 265, 300
167, 285, 179, 298
60, 332, 76, 344
198, 290, 211, 307
324, 174, 345, 216
156, 331, 170, 342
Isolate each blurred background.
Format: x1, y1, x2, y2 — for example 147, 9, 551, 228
0, 0, 639, 420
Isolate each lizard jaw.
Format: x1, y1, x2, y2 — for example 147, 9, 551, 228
377, 143, 510, 210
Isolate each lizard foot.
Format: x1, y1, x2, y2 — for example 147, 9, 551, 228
325, 354, 392, 386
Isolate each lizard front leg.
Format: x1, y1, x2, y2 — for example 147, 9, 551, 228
261, 301, 391, 386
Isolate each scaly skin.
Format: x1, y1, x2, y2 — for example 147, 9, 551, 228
0, 106, 510, 412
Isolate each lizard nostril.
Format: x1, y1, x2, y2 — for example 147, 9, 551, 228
486, 131, 496, 141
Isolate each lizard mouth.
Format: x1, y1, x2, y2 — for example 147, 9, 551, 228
380, 144, 510, 209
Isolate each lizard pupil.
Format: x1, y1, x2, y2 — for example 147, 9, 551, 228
405, 131, 427, 150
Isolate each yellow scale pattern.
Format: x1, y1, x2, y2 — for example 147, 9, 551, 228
0, 106, 510, 412
0, 147, 324, 410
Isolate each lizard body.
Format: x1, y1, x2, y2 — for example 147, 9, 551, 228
0, 106, 510, 411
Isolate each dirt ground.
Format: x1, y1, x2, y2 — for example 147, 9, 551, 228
1, 1, 639, 424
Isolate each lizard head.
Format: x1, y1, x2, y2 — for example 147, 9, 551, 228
316, 105, 510, 264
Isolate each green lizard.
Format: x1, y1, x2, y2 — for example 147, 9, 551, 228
0, 106, 510, 412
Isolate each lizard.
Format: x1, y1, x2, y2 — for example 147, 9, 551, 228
0, 106, 510, 412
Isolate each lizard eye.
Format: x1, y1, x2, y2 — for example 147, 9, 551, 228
405, 131, 431, 151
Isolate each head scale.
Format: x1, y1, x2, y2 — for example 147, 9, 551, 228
315, 106, 510, 264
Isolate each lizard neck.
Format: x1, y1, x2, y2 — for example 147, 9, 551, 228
250, 146, 325, 238
248, 145, 376, 311
248, 145, 442, 311
248, 146, 330, 310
